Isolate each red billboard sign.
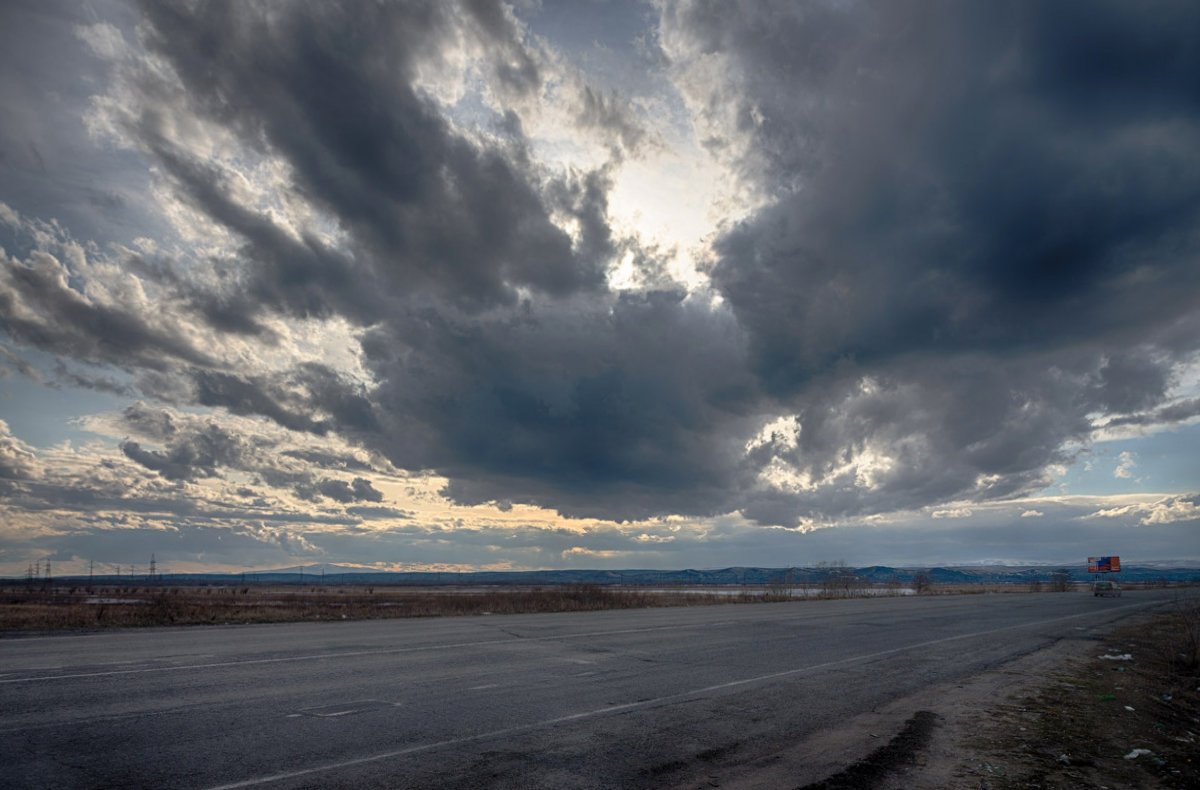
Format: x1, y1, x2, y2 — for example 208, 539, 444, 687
1088, 556, 1121, 573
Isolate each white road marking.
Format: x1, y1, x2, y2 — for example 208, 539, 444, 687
202, 603, 1154, 789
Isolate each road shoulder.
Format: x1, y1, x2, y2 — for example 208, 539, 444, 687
697, 613, 1160, 790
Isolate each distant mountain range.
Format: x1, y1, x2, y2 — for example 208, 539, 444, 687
23, 563, 1200, 586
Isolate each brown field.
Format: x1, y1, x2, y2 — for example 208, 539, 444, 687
0, 583, 797, 631
1, 581, 1191, 633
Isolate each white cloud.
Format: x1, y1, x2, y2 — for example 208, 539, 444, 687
74, 23, 129, 62
931, 508, 973, 519
0, 201, 19, 228
1140, 497, 1200, 525
1114, 451, 1137, 479
1088, 495, 1200, 525
1090, 504, 1140, 519
635, 533, 675, 543
1020, 510, 1043, 518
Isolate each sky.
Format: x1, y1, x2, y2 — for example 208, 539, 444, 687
1, 0, 1198, 577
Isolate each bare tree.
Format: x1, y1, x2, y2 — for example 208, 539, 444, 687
768, 568, 795, 599
1050, 569, 1071, 592
817, 560, 865, 598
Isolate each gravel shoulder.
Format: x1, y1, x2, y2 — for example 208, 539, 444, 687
693, 595, 1200, 790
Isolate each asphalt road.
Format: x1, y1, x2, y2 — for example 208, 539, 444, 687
0, 590, 1179, 789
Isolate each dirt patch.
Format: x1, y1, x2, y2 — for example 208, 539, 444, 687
795, 711, 938, 790
883, 602, 1200, 789
946, 603, 1200, 790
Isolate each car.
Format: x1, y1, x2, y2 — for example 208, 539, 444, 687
1093, 580, 1121, 597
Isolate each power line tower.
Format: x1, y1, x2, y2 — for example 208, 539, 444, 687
149, 554, 157, 583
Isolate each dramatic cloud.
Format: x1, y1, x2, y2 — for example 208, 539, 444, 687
1090, 494, 1200, 526
663, 0, 1200, 521
1, 1, 1198, 572
0, 420, 40, 484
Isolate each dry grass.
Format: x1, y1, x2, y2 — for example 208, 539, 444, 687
0, 583, 807, 631
4, 582, 1191, 633
963, 595, 1200, 789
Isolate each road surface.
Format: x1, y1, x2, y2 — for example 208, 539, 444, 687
0, 590, 1176, 789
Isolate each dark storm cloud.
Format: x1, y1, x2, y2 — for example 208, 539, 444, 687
663, 0, 1200, 521
98, 0, 763, 522
1102, 397, 1200, 430
132, 0, 603, 315
281, 449, 375, 474
178, 365, 378, 449
118, 404, 288, 482
119, 418, 248, 481
189, 370, 329, 436
112, 403, 391, 505
6, 0, 1199, 540
359, 289, 760, 520
120, 440, 205, 481
140, 140, 388, 325
298, 477, 384, 505
458, 0, 542, 99
50, 362, 136, 398
689, 0, 1200, 375
0, 1, 156, 249
0, 247, 214, 373
120, 401, 177, 441
121, 0, 1200, 526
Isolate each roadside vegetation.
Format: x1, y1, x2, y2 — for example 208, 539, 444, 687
0, 583, 812, 630
2, 579, 1195, 632
963, 595, 1200, 789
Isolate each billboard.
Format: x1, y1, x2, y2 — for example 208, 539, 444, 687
1087, 556, 1121, 573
